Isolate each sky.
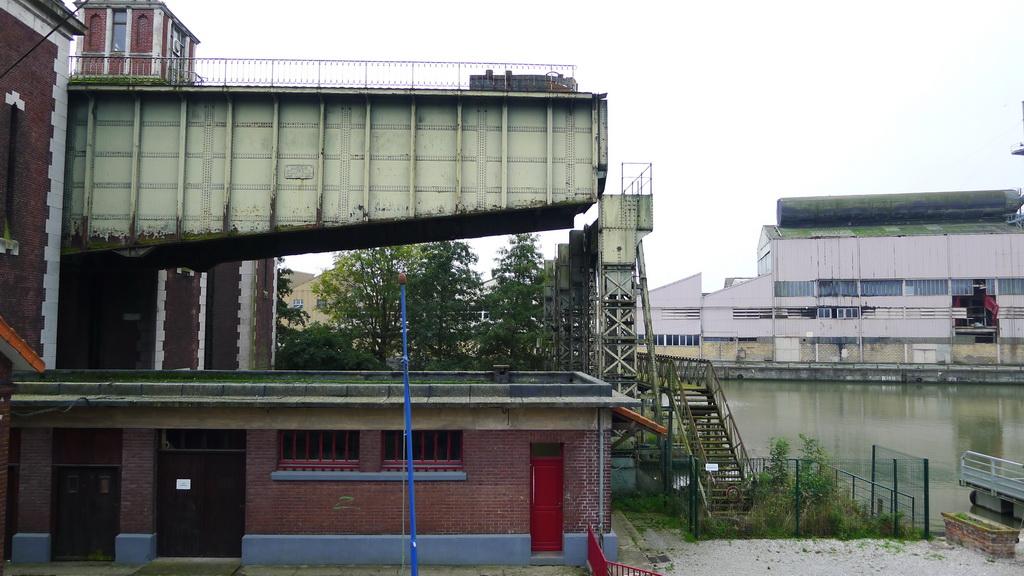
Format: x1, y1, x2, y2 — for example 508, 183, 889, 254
99, 0, 1024, 291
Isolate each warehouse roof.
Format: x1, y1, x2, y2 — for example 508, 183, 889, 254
11, 369, 639, 409
762, 221, 1024, 240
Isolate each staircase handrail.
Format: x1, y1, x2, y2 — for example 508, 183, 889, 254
703, 363, 752, 481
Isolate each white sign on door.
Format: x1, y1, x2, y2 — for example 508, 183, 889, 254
176, 478, 191, 490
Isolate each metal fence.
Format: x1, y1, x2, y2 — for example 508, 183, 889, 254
630, 453, 925, 538
68, 55, 578, 91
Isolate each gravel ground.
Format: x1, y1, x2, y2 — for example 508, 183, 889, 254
660, 537, 1024, 576
614, 512, 1024, 576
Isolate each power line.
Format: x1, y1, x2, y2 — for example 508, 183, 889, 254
0, 0, 90, 83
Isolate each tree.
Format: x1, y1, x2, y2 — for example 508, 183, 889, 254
314, 246, 420, 363
406, 241, 483, 370
477, 234, 546, 369
275, 323, 381, 370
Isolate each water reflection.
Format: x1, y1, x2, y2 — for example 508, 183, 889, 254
721, 380, 1024, 530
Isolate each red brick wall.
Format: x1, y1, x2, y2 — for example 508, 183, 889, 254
0, 9, 59, 358
163, 270, 201, 369
16, 428, 51, 532
131, 10, 154, 54
205, 262, 241, 370
246, 428, 611, 535
119, 429, 155, 533
82, 9, 107, 53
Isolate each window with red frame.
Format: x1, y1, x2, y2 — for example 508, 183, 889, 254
383, 430, 462, 470
278, 431, 359, 470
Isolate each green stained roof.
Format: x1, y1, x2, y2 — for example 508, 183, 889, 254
763, 221, 1024, 240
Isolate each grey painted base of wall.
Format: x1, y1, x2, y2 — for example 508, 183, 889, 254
242, 532, 617, 566
12, 533, 50, 563
716, 361, 1024, 384
116, 533, 157, 564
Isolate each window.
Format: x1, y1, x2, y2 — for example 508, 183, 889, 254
112, 10, 127, 52
316, 298, 327, 310
818, 280, 858, 297
279, 430, 358, 470
837, 307, 860, 319
816, 307, 833, 319
291, 298, 304, 309
904, 279, 947, 296
775, 281, 814, 297
861, 280, 902, 297
999, 278, 1024, 295
161, 429, 245, 451
383, 430, 462, 470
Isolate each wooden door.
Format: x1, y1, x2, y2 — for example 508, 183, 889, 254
157, 451, 244, 557
54, 467, 120, 560
530, 444, 563, 552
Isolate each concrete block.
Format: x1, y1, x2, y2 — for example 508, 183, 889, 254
241, 534, 531, 565
563, 531, 616, 566
115, 533, 157, 564
12, 533, 50, 563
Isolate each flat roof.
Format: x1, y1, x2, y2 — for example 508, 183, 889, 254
11, 370, 639, 410
762, 221, 1024, 240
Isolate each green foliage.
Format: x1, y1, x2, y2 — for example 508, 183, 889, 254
275, 323, 381, 370
315, 246, 420, 363
476, 234, 545, 369
615, 493, 689, 533
406, 241, 483, 370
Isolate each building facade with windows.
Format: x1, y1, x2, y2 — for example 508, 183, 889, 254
644, 189, 1024, 365
7, 370, 630, 566
283, 271, 332, 327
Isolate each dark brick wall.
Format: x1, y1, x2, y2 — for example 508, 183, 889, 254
0, 9, 59, 358
205, 262, 241, 370
163, 269, 201, 369
119, 429, 154, 533
16, 428, 51, 533
245, 428, 611, 535
0, 362, 11, 575
252, 260, 275, 370
56, 261, 158, 369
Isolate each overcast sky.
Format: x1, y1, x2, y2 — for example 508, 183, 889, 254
115, 0, 1024, 291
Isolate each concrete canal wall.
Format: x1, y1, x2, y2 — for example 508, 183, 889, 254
715, 361, 1024, 383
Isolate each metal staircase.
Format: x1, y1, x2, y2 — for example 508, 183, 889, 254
638, 352, 751, 515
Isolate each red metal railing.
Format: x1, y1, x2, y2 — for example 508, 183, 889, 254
587, 527, 664, 576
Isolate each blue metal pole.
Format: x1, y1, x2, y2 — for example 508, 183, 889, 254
399, 273, 418, 576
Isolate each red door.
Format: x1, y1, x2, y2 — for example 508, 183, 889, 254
530, 444, 564, 552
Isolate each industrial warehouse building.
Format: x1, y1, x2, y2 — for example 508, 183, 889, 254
6, 370, 631, 566
644, 189, 1024, 365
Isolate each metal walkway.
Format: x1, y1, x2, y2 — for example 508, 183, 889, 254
61, 58, 607, 269
960, 451, 1024, 506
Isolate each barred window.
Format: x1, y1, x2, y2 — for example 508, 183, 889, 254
999, 278, 1024, 295
904, 279, 948, 296
774, 281, 814, 297
818, 280, 858, 297
861, 280, 902, 297
383, 430, 463, 470
279, 430, 359, 470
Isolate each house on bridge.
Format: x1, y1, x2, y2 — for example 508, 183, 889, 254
7, 370, 632, 566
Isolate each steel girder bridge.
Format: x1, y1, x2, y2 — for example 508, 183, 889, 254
62, 58, 606, 270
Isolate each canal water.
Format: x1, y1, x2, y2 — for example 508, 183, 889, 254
720, 379, 1024, 533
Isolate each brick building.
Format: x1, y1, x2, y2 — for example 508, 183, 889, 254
8, 370, 630, 565
0, 0, 85, 369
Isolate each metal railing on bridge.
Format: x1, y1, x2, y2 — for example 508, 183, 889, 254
960, 451, 1024, 505
69, 55, 578, 91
